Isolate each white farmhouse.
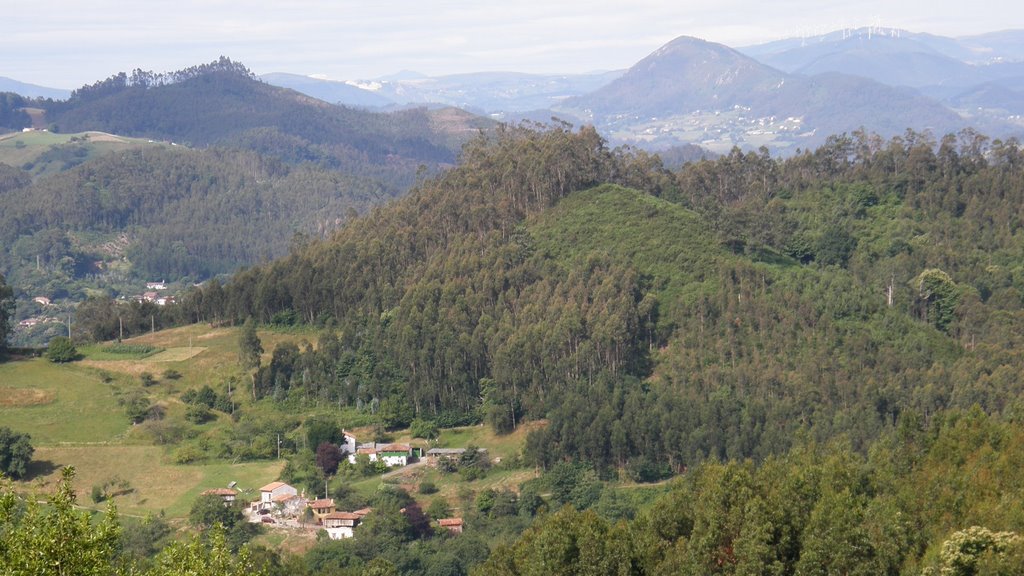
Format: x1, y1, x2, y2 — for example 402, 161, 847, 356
347, 443, 413, 467
259, 481, 297, 507
340, 430, 357, 455
377, 443, 413, 467
323, 511, 362, 539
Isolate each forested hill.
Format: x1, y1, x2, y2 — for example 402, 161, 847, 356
41, 58, 486, 170
0, 146, 407, 280
180, 125, 1024, 478
0, 59, 493, 315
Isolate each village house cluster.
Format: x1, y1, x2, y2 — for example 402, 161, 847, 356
136, 281, 174, 306
197, 430, 467, 540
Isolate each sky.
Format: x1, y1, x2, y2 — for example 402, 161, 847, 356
2, 0, 1022, 89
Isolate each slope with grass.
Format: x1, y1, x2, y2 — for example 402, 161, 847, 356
0, 129, 158, 178
1, 324, 304, 518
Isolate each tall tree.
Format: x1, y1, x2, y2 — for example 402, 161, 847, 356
238, 317, 263, 369
0, 427, 33, 479
0, 273, 12, 353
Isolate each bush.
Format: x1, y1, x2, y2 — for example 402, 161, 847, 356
139, 372, 157, 387
172, 444, 205, 464
418, 481, 438, 495
0, 427, 34, 479
185, 405, 213, 424
46, 336, 77, 363
427, 498, 451, 520
410, 419, 439, 440
162, 368, 182, 380
119, 391, 152, 424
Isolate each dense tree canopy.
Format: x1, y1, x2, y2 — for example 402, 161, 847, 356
0, 427, 33, 479
177, 124, 1024, 481
0, 273, 12, 352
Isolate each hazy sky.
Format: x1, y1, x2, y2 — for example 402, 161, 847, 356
2, 0, 1021, 88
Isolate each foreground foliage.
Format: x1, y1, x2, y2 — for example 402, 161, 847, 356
0, 467, 267, 576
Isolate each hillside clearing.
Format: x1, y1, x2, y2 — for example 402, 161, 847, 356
26, 445, 284, 518
0, 358, 128, 443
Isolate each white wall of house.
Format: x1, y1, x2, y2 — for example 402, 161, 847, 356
341, 433, 357, 455
379, 453, 408, 467
325, 525, 355, 539
261, 483, 298, 505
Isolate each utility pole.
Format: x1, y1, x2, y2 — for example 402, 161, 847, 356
277, 433, 281, 460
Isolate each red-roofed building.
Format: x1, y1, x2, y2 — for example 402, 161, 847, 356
259, 481, 297, 506
201, 488, 237, 505
438, 517, 464, 534
308, 498, 336, 522
378, 443, 412, 467
323, 511, 363, 539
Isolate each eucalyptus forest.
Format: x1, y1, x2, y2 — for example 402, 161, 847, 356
4, 112, 1024, 573
171, 124, 1024, 573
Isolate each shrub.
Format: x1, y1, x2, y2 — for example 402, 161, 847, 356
418, 481, 438, 495
410, 419, 439, 440
427, 498, 451, 520
46, 336, 77, 363
172, 444, 204, 464
185, 405, 213, 425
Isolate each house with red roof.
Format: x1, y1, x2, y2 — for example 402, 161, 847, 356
201, 488, 238, 505
439, 517, 464, 534
323, 511, 363, 539
308, 498, 336, 523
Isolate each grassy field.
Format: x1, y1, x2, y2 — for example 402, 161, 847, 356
26, 445, 284, 518
0, 130, 163, 177
425, 420, 543, 461
4, 322, 537, 523
0, 358, 129, 444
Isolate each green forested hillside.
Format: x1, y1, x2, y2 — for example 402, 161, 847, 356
143, 123, 1024, 573
0, 146, 400, 280
6, 119, 1024, 573
42, 58, 482, 169
0, 59, 490, 327
179, 124, 1024, 475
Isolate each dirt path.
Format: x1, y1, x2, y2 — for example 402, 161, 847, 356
381, 459, 429, 479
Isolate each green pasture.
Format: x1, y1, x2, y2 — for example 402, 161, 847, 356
26, 444, 283, 518
0, 358, 129, 444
